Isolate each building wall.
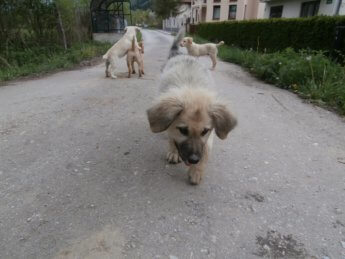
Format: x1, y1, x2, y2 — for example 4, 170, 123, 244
341, 2, 345, 14
192, 0, 263, 24
263, 0, 345, 18
163, 3, 191, 31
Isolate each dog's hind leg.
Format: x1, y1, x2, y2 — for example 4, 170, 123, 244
127, 59, 132, 78
105, 60, 110, 77
166, 139, 181, 164
131, 60, 136, 74
140, 61, 144, 75
109, 57, 117, 79
210, 54, 217, 70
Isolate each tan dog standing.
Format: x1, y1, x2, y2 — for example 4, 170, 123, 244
147, 30, 237, 185
103, 26, 141, 79
126, 37, 144, 78
180, 37, 224, 70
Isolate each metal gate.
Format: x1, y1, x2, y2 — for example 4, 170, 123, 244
91, 0, 132, 33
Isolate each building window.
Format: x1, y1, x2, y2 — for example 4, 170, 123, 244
228, 5, 237, 19
230, 0, 237, 2
213, 6, 221, 20
300, 1, 320, 17
214, 0, 221, 2
269, 5, 283, 18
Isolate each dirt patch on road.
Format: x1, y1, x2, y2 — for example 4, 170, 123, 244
245, 192, 265, 202
54, 226, 124, 259
254, 230, 311, 258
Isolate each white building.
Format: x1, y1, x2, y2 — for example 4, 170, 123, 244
163, 0, 191, 32
191, 0, 265, 24
261, 0, 345, 18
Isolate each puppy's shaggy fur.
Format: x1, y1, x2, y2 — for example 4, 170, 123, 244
180, 37, 224, 70
147, 30, 237, 185
103, 26, 141, 79
126, 38, 144, 78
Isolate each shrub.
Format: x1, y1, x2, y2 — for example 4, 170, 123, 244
0, 41, 111, 82
192, 36, 345, 114
195, 16, 345, 55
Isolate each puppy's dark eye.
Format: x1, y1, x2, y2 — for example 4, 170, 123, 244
177, 127, 188, 136
201, 128, 209, 136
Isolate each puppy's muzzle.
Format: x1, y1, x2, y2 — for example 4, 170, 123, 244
187, 154, 200, 164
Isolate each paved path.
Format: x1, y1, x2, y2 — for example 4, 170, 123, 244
1, 30, 345, 259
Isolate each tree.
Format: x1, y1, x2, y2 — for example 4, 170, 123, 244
152, 0, 182, 19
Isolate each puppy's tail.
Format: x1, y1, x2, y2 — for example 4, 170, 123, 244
216, 41, 224, 47
168, 27, 185, 59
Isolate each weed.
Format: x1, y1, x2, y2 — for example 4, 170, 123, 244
192, 36, 345, 115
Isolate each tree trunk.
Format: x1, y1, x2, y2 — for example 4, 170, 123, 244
56, 4, 67, 50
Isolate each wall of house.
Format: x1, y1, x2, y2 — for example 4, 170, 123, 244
257, 2, 266, 18
263, 0, 342, 18
163, 3, 191, 31
341, 2, 345, 14
202, 0, 263, 22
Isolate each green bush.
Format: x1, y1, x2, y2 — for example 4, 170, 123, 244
193, 36, 345, 114
0, 41, 111, 82
195, 16, 345, 55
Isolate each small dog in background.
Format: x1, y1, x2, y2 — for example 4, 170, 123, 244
103, 26, 141, 79
180, 37, 224, 70
126, 38, 144, 78
147, 29, 237, 185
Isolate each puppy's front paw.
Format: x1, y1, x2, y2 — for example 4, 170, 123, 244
166, 151, 181, 164
188, 168, 203, 185
111, 74, 117, 79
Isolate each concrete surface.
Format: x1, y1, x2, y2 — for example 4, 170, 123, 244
93, 32, 124, 44
1, 30, 345, 259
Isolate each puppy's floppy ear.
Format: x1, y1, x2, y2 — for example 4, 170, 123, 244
209, 104, 237, 139
187, 37, 193, 44
147, 97, 183, 133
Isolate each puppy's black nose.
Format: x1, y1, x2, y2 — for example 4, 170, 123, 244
188, 154, 200, 164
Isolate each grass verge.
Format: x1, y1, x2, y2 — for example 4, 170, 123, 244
192, 35, 345, 115
0, 41, 111, 82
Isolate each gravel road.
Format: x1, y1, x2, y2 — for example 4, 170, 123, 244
1, 29, 345, 259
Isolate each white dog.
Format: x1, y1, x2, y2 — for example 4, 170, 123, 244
147, 29, 237, 185
180, 37, 224, 70
103, 26, 141, 79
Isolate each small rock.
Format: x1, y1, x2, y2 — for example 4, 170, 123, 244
26, 217, 31, 222
83, 167, 90, 171
313, 142, 319, 146
201, 248, 209, 253
322, 256, 330, 259
169, 255, 178, 259
263, 244, 270, 251
264, 161, 269, 165
341, 241, 345, 249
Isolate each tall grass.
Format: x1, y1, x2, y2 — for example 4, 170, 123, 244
193, 36, 345, 115
0, 41, 111, 82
